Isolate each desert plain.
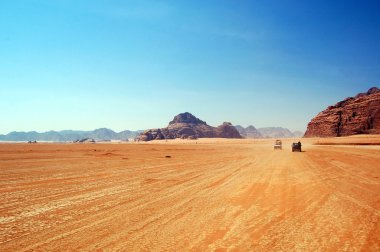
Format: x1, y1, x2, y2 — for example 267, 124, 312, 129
0, 137, 379, 251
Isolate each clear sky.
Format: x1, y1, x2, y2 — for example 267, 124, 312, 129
1, 0, 380, 134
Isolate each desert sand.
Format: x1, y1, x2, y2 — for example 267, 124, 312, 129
0, 137, 379, 251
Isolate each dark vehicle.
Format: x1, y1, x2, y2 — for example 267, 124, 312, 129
274, 140, 282, 150
292, 142, 302, 152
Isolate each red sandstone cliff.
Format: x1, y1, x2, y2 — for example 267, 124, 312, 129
304, 87, 380, 137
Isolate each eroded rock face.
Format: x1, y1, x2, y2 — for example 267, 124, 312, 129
304, 87, 380, 137
136, 113, 242, 141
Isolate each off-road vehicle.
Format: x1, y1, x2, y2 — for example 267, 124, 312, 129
292, 142, 302, 152
274, 140, 282, 150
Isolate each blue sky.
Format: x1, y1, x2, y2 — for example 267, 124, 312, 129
1, 0, 379, 133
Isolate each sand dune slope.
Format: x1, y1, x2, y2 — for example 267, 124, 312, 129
0, 140, 379, 251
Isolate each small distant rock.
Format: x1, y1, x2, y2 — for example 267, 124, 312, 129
74, 138, 96, 143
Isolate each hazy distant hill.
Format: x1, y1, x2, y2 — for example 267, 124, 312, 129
0, 128, 142, 142
235, 125, 304, 138
258, 127, 296, 138
292, 131, 305, 138
235, 125, 262, 138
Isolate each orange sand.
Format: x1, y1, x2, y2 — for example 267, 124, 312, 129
0, 137, 379, 251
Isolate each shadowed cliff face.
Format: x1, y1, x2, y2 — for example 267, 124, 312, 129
304, 87, 380, 137
136, 112, 242, 141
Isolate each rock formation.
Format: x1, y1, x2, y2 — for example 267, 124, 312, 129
216, 122, 242, 138
136, 112, 242, 141
304, 87, 380, 137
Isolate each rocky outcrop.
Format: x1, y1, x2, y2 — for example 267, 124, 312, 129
136, 112, 242, 141
304, 87, 380, 137
216, 122, 242, 138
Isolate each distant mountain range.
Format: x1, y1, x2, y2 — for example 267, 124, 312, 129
235, 125, 304, 138
0, 128, 142, 142
0, 125, 304, 142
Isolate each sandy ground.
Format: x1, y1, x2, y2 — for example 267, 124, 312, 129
0, 137, 379, 251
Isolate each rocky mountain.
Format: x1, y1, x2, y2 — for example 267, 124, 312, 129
0, 128, 142, 142
136, 112, 242, 141
304, 87, 380, 137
